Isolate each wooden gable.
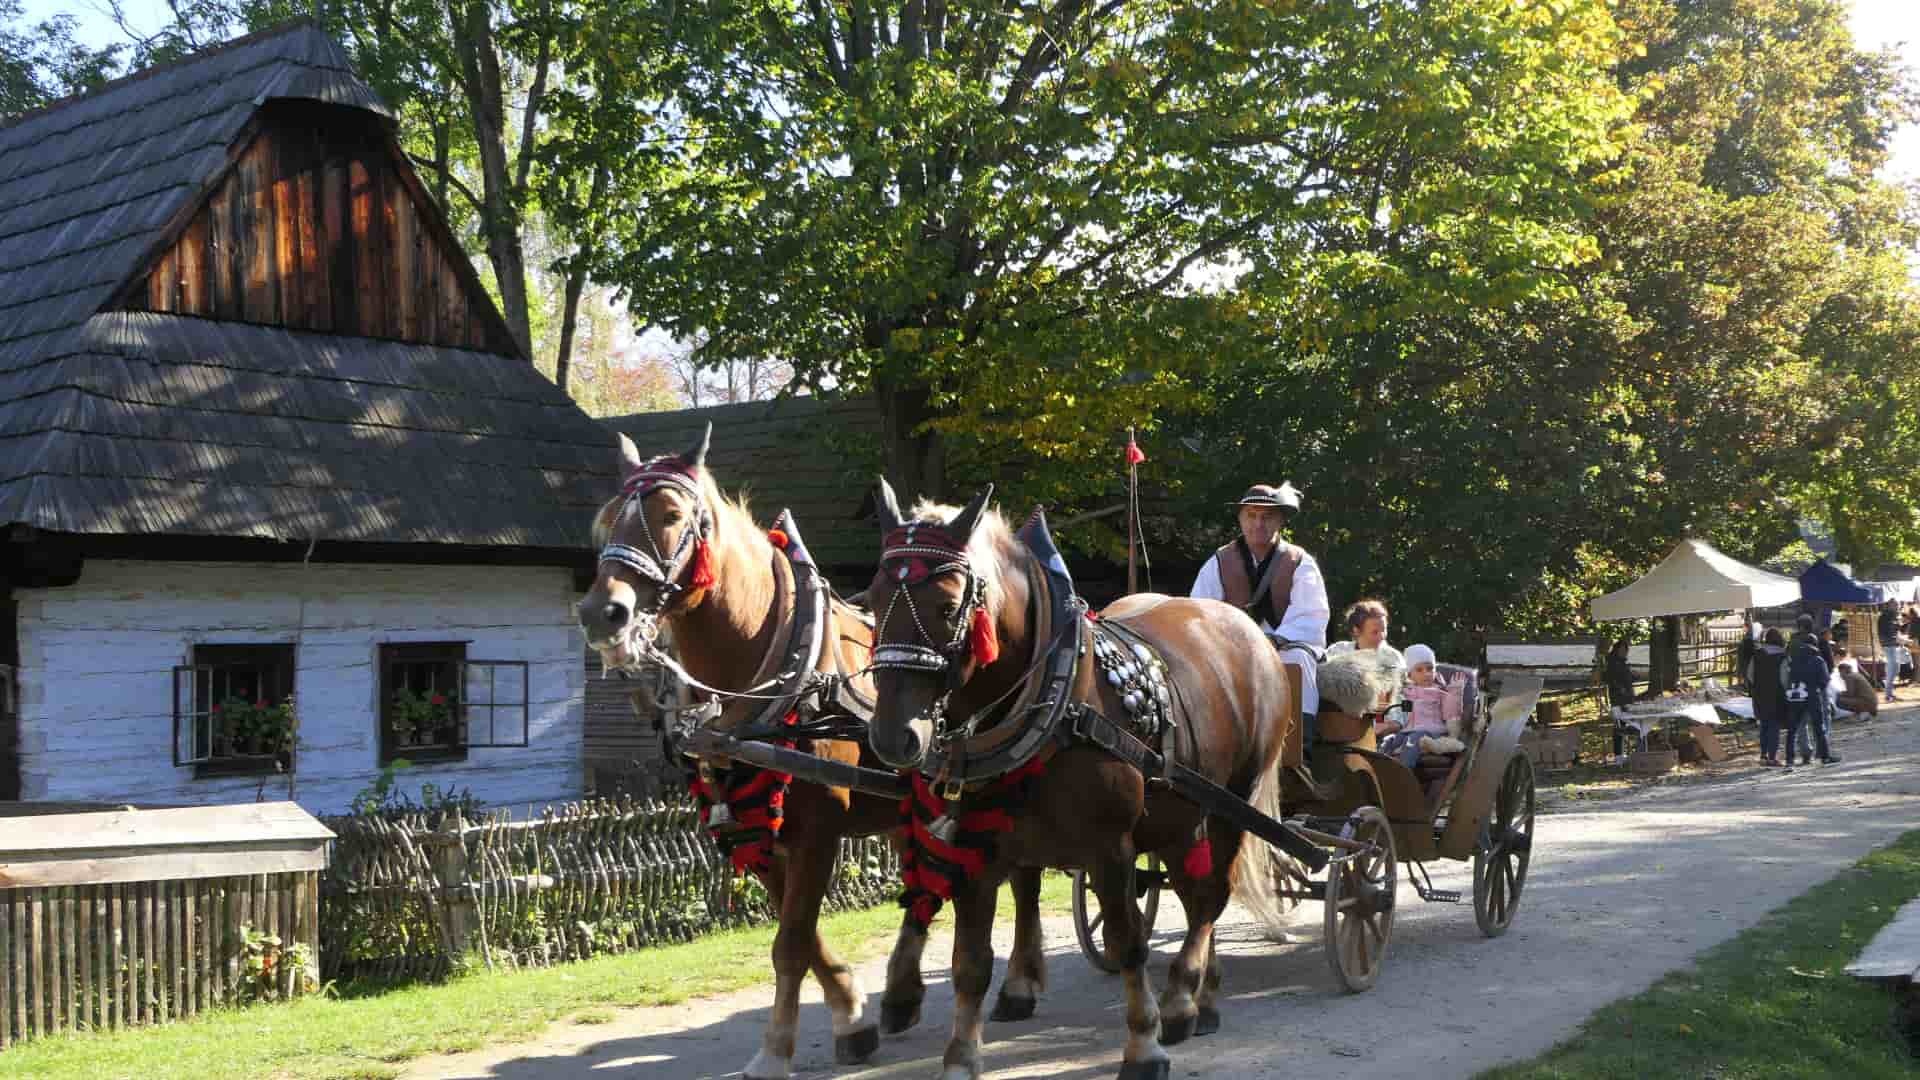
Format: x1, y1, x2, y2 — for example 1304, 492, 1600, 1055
116, 102, 519, 356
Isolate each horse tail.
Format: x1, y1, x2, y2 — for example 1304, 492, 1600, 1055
1228, 757, 1302, 942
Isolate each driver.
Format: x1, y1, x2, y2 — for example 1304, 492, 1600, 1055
1190, 483, 1332, 748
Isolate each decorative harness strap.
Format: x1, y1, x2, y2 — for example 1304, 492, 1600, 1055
598, 461, 715, 617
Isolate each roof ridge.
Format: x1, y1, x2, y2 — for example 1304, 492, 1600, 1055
0, 19, 328, 134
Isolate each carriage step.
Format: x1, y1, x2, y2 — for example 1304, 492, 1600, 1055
1416, 886, 1461, 903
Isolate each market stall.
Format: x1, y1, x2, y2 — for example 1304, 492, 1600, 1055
1590, 540, 1800, 766
1800, 559, 1905, 686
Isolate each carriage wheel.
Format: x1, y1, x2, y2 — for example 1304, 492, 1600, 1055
1322, 806, 1396, 992
1071, 855, 1163, 974
1473, 753, 1536, 938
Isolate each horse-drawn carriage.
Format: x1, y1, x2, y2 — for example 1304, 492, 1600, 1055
581, 426, 1543, 1080
1071, 661, 1541, 991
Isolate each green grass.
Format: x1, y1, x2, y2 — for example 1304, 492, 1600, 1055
0, 874, 1074, 1080
1482, 829, 1920, 1079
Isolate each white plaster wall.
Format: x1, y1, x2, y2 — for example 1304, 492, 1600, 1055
14, 560, 586, 815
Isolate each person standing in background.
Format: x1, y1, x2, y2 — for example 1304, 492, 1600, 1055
1751, 629, 1789, 767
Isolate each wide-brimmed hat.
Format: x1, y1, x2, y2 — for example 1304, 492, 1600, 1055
1233, 483, 1302, 511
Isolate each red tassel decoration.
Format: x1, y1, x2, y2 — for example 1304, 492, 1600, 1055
767, 528, 789, 550
688, 538, 717, 591
1182, 836, 1214, 880
969, 605, 1000, 666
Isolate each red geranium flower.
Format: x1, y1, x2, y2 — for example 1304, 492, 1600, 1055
210, 704, 223, 714
430, 694, 447, 706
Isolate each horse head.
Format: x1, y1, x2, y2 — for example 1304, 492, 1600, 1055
864, 478, 1012, 769
577, 422, 717, 671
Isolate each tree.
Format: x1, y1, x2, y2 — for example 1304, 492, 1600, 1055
1179, 0, 1920, 648
1, 0, 120, 121
575, 0, 1631, 500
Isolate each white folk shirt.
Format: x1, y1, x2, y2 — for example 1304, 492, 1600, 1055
1191, 546, 1330, 715
1189, 547, 1331, 649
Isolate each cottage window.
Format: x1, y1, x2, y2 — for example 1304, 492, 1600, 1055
379, 643, 529, 765
173, 644, 297, 777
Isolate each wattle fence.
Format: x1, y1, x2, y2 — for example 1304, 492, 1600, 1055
318, 796, 904, 982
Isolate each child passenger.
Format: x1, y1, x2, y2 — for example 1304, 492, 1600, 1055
1375, 644, 1463, 767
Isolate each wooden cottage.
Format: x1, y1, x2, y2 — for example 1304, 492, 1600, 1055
0, 25, 612, 812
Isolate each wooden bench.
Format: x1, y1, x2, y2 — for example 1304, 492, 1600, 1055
1845, 897, 1920, 1054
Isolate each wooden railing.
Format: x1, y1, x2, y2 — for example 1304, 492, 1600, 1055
0, 802, 331, 1048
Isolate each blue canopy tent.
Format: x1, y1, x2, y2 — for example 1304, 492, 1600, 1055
1799, 559, 1904, 685
1799, 559, 1879, 605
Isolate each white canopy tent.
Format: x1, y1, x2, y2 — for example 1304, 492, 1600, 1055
1591, 539, 1801, 622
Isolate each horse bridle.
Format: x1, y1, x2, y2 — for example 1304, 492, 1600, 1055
871, 522, 987, 712
598, 463, 714, 630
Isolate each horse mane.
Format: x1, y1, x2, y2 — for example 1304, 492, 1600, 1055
909, 497, 1019, 615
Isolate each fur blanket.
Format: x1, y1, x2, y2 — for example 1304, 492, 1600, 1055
1317, 652, 1397, 716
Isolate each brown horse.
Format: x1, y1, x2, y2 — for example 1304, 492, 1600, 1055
576, 430, 1048, 1080
865, 481, 1295, 1080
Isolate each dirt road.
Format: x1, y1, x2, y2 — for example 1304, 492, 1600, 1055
404, 711, 1920, 1079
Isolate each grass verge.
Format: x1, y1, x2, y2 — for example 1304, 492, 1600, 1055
0, 874, 1075, 1080
1481, 828, 1920, 1079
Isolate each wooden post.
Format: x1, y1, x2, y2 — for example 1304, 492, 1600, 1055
430, 813, 477, 964
1125, 427, 1138, 596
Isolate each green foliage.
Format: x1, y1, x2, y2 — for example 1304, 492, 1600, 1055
388, 687, 456, 745
572, 0, 1631, 499
215, 694, 297, 755
237, 926, 320, 1002
1176, 0, 1920, 645
0, 0, 121, 120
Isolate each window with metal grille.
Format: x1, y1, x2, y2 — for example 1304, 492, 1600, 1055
173, 645, 297, 776
378, 643, 529, 764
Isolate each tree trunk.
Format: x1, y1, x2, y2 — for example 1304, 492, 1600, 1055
554, 265, 587, 394
876, 376, 946, 500
447, 0, 534, 357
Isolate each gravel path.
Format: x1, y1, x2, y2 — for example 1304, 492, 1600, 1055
403, 709, 1920, 1080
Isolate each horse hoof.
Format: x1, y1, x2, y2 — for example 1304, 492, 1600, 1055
1194, 1005, 1221, 1037
1117, 1059, 1171, 1080
835, 1024, 881, 1064
1159, 1012, 1196, 1046
989, 992, 1037, 1022
880, 1000, 921, 1034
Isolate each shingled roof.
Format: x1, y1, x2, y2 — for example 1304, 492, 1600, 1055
603, 395, 884, 573
0, 23, 610, 555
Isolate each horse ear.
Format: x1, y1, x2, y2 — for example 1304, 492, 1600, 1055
616, 433, 645, 476
683, 421, 712, 469
875, 477, 906, 530
949, 484, 994, 538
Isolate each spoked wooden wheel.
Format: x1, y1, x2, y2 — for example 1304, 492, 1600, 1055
1323, 806, 1396, 992
1071, 855, 1163, 974
1473, 753, 1536, 937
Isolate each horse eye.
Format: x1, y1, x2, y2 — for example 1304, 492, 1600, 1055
662, 510, 684, 525
941, 601, 961, 620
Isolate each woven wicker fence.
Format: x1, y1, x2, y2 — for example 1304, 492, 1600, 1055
318, 796, 902, 981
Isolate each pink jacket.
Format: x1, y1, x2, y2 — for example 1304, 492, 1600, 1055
1404, 678, 1463, 737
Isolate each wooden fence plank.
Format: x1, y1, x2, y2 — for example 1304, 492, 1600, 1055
108, 883, 122, 1030
94, 887, 107, 1032
10, 891, 22, 1040
140, 881, 155, 1025
76, 886, 90, 1031
226, 875, 242, 997
0, 890, 11, 1048
26, 886, 42, 1038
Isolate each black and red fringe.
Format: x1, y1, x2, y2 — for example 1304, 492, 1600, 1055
897, 757, 1048, 931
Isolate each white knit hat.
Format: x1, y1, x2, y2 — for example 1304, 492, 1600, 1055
1405, 643, 1437, 670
